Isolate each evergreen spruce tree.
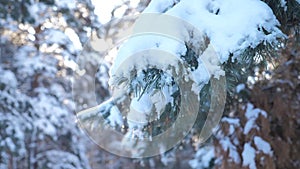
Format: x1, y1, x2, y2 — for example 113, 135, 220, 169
77, 0, 299, 167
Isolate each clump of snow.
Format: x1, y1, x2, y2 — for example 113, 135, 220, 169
0, 69, 17, 88
131, 95, 153, 115
160, 151, 176, 166
144, 0, 177, 13
44, 29, 72, 46
145, 0, 283, 62
245, 103, 267, 119
236, 83, 245, 93
77, 98, 120, 126
280, 0, 287, 11
244, 119, 258, 134
222, 117, 240, 135
109, 34, 185, 80
221, 117, 240, 125
4, 137, 16, 152
254, 136, 273, 156
190, 43, 225, 93
244, 103, 267, 134
219, 138, 241, 163
92, 0, 129, 24
242, 142, 256, 169
189, 145, 215, 169
55, 0, 76, 9
35, 119, 57, 137
108, 105, 123, 127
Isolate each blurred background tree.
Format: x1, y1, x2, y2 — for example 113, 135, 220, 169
0, 0, 100, 168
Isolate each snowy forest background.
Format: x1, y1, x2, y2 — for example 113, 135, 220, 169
0, 0, 299, 169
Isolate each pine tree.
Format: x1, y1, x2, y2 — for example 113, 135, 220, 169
76, 0, 298, 165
